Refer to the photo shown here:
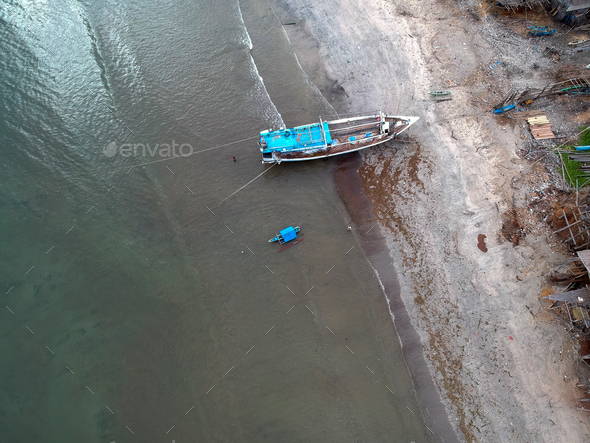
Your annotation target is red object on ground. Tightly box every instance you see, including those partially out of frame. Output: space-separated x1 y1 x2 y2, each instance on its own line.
509 336 513 340
277 238 303 252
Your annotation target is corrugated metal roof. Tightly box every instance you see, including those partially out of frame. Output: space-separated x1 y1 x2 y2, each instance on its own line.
578 249 590 272
545 287 590 308
497 0 545 5
565 0 590 11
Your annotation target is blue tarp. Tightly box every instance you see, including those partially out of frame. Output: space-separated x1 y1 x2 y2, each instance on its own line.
280 226 297 242
261 122 332 153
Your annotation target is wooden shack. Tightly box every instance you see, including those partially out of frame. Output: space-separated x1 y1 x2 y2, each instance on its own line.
549 0 590 24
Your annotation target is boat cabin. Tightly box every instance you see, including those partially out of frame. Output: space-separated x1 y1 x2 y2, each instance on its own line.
279 226 297 243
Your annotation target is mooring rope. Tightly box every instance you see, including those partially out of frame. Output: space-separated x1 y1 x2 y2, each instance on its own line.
131 134 261 168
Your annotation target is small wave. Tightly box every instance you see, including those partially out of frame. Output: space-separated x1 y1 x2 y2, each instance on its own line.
277 24 340 119
235 0 284 130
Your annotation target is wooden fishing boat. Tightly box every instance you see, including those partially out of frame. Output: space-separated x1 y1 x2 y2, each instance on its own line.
269 226 300 244
428 90 451 96
259 111 418 164
568 39 588 46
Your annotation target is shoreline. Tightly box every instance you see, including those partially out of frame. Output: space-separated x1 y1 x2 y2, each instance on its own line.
278 1 463 439
333 153 459 442
279 0 590 442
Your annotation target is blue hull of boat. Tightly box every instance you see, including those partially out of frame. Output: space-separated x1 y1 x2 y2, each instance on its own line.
493 105 515 114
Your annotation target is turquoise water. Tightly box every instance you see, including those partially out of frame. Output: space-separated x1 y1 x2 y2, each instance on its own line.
0 0 432 441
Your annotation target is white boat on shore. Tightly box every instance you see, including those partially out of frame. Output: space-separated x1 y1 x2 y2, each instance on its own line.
259 111 419 164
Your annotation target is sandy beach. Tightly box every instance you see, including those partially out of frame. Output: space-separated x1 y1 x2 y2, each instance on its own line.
277 0 590 441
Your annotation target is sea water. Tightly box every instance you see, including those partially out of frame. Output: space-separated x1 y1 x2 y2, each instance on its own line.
0 0 431 441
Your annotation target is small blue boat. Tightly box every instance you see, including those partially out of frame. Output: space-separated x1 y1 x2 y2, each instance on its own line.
493 104 515 114
269 226 300 244
528 26 556 37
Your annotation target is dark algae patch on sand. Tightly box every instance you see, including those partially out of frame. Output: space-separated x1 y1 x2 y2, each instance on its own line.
335 148 459 443
358 144 474 442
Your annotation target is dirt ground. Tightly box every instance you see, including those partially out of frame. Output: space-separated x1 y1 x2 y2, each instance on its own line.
279 0 590 441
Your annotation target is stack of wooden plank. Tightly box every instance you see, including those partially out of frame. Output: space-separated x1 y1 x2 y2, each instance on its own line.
527 115 555 140
515 109 544 119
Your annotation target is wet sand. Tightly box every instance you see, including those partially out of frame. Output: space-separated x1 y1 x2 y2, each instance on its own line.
334 151 459 442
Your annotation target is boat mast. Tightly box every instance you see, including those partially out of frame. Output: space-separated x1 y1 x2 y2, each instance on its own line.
319 116 330 159
319 116 328 150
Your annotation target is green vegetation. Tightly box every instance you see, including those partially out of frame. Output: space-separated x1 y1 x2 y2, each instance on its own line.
561 126 590 188
561 153 586 188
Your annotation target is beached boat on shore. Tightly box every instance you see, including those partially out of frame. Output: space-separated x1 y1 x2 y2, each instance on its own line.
259 111 419 164
528 26 556 37
428 90 451 96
